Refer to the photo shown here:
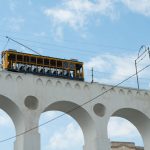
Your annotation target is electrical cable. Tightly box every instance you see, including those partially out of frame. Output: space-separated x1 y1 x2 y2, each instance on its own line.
0 32 137 52
13 37 132 54
0 63 149 143
3 38 10 50
5 36 41 55
0 34 137 57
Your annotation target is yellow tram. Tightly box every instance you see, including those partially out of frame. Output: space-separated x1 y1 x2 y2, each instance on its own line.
1 49 84 81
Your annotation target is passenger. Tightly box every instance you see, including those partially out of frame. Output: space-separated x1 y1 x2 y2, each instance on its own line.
43 68 45 74
65 72 69 77
40 69 43 73
46 70 50 74
19 66 25 72
59 71 63 76
33 68 37 73
53 71 57 75
70 73 73 78
26 67 31 72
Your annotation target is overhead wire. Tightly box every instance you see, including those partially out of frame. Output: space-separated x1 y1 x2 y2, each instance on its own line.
3 38 10 50
13 36 133 54
0 34 137 58
0 36 102 59
0 63 150 143
0 32 137 52
5 36 41 55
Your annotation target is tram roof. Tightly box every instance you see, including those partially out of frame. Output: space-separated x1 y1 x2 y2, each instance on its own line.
2 49 84 64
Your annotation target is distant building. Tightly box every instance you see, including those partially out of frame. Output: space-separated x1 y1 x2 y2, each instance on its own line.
111 142 144 150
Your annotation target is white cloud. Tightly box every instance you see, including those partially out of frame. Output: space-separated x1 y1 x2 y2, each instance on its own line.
85 53 150 86
43 0 117 38
40 111 61 122
47 123 84 150
122 0 150 16
0 115 10 126
1 17 25 32
85 53 135 83
0 109 14 127
39 111 62 137
108 117 140 139
55 26 64 41
43 0 150 38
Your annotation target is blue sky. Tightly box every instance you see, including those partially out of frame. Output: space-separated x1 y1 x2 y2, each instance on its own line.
0 0 150 149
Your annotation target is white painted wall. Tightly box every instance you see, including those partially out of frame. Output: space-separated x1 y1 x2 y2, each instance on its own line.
0 71 150 150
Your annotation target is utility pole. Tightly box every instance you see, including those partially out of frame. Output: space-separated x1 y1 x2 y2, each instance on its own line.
135 60 139 90
91 67 94 83
135 45 150 90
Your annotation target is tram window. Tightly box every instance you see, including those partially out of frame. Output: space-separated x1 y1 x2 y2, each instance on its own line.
57 61 62 68
17 55 23 61
44 59 49 65
76 64 82 70
31 57 36 63
70 63 75 70
37 58 43 65
63 62 68 69
8 54 16 61
50 60 56 67
24 56 29 62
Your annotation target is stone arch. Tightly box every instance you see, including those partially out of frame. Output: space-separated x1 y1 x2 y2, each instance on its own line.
46 79 52 86
16 75 23 82
74 83 81 89
119 89 125 94
0 95 25 133
84 84 89 90
0 95 25 149
56 80 62 87
41 101 96 147
110 108 150 150
110 88 115 93
127 90 132 95
65 82 71 88
144 92 149 97
36 78 43 86
5 74 12 80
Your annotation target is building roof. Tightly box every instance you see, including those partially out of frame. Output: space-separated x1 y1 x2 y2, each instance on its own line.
111 142 144 150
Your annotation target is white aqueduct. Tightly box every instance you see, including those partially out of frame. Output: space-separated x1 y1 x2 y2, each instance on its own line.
0 71 150 150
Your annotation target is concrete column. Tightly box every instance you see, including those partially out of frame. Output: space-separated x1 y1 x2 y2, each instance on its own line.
83 136 111 150
83 120 111 150
14 130 40 150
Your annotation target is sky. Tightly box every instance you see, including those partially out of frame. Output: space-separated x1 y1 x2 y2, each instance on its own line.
0 0 150 149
